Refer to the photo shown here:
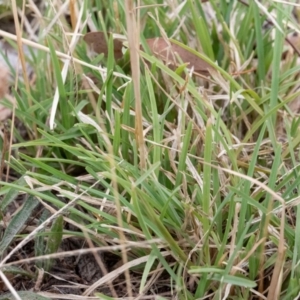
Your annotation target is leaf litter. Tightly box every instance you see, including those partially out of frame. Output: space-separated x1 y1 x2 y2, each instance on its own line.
83 31 213 75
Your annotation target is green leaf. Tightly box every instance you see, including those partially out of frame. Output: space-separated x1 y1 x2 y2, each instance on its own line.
0 292 51 300
212 274 257 288
0 177 26 211
43 215 64 271
2 266 35 278
0 196 39 255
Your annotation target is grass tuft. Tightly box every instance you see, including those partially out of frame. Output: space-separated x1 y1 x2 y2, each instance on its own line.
1 0 300 299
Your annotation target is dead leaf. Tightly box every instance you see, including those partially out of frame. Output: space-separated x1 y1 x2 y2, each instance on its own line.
282 32 300 58
0 61 14 121
83 31 123 60
0 61 9 99
145 37 212 75
83 32 212 76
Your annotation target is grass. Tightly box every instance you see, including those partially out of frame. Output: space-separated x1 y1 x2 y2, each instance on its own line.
0 0 300 299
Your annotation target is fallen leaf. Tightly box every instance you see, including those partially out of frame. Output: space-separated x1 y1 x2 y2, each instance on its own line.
83 31 123 60
0 60 9 99
145 37 212 75
286 32 300 56
83 32 212 75
0 60 14 121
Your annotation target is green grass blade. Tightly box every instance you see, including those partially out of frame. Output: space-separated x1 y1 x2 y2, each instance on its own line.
175 121 192 187
0 196 39 255
43 215 64 271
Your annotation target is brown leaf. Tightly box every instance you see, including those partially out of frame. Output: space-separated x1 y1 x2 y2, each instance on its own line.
145 38 212 75
0 61 14 121
0 61 9 99
286 33 300 54
83 32 212 75
83 31 123 60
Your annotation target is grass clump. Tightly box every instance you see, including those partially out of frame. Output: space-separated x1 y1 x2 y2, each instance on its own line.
1 0 300 299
